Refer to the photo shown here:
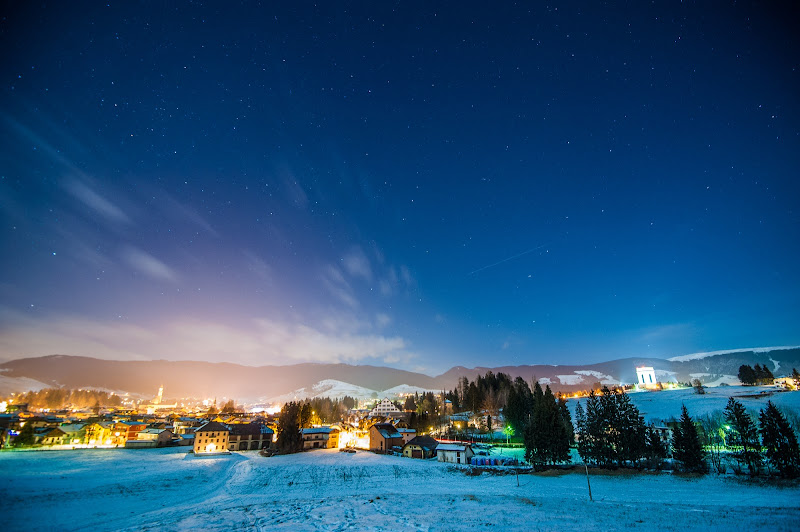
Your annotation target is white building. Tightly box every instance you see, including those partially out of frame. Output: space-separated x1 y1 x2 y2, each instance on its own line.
636 366 657 389
369 398 402 418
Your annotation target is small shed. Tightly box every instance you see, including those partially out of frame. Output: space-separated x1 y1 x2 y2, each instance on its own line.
436 443 474 465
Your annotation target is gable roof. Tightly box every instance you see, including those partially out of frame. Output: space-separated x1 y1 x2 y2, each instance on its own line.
229 423 272 436
196 421 230 433
371 423 402 439
301 427 338 435
404 435 439 450
436 443 471 452
139 428 171 435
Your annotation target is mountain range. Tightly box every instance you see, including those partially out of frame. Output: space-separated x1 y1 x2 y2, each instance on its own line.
1 347 798 404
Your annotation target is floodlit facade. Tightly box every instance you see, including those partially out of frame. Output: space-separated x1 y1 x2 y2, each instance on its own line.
636 366 657 389
369 398 402 418
193 421 230 454
301 427 340 450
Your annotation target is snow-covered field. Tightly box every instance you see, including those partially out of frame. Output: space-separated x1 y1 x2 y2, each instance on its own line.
567 386 800 425
2 447 799 531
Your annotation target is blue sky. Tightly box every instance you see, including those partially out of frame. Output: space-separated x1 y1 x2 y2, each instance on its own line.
1 2 798 374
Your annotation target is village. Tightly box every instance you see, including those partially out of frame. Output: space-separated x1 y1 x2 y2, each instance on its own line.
2 364 799 474
0 383 517 467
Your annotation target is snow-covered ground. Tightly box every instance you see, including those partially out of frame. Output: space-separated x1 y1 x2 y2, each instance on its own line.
1 447 798 531
566 386 800 425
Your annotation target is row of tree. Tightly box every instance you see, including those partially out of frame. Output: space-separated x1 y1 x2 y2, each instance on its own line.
575 389 800 478
574 388 668 469
737 364 775 386
10 388 124 410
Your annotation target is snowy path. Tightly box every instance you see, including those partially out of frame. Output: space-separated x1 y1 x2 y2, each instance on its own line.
2 448 799 531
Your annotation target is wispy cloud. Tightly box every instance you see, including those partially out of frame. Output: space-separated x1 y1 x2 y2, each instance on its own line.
320 265 358 308
0 310 409 367
120 246 177 282
64 179 131 224
342 247 373 281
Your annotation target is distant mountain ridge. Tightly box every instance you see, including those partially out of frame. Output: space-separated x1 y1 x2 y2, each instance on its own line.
1 347 798 403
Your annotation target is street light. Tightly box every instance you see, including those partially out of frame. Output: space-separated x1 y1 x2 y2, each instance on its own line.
503 425 514 446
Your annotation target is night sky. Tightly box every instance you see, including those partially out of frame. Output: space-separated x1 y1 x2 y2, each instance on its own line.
1 2 798 374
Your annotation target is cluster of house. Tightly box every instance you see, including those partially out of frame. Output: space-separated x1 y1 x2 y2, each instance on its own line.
189 418 479 465
1 394 512 468
0 404 278 451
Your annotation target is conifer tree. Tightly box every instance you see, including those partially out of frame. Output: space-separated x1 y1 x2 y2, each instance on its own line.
671 405 706 473
644 424 667 469
759 365 775 385
738 365 757 386
276 401 303 453
617 392 647 467
758 401 800 478
13 422 35 447
574 401 588 462
724 397 762 475
524 384 573 468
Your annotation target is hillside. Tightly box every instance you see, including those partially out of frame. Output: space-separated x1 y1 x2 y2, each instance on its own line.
0 347 798 402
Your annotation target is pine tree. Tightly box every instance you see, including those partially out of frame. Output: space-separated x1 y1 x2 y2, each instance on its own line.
759 365 775 385
753 364 764 384
276 401 303 453
221 399 236 413
671 405 706 473
524 384 572 468
575 401 588 462
724 397 762 475
617 392 647 467
758 401 800 478
299 403 313 428
13 422 35 447
738 365 757 386
644 425 668 469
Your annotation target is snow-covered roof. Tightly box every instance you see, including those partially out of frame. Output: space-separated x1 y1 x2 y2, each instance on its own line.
302 427 338 435
139 428 168 434
436 443 469 452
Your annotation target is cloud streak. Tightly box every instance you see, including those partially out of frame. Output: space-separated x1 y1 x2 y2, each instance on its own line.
0 310 409 367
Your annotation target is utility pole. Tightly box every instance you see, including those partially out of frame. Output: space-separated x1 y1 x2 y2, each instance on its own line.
584 463 593 502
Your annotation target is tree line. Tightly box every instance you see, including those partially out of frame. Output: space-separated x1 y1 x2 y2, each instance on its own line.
575 387 799 478
9 388 123 410
737 364 775 386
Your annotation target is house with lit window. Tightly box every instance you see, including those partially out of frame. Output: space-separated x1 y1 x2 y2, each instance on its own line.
369 423 403 454
193 421 230 454
402 435 438 459
110 421 148 444
301 427 340 450
35 427 67 446
85 421 114 446
134 428 174 447
397 427 416 444
228 422 274 451
368 398 403 419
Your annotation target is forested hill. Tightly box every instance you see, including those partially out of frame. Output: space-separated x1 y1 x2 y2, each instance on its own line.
0 347 798 401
